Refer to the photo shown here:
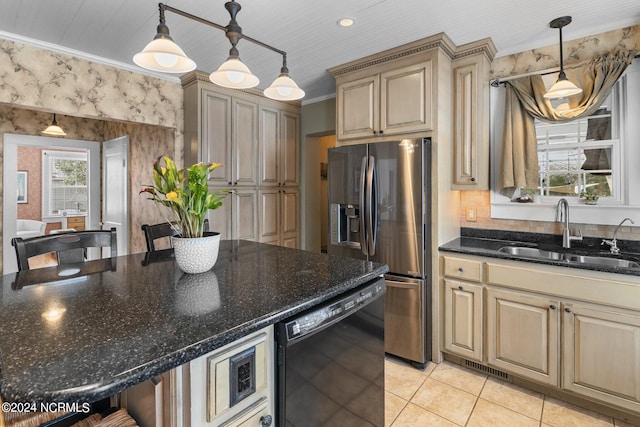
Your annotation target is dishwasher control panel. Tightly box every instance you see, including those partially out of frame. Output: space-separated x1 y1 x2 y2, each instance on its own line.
283 279 385 341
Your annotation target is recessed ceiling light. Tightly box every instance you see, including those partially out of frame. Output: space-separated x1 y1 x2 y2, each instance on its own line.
337 18 354 27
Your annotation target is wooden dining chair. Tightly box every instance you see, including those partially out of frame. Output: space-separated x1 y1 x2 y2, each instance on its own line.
141 219 209 252
11 228 117 272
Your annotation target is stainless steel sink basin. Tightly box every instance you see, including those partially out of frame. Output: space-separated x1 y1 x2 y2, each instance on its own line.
497 246 563 260
498 246 640 270
563 254 640 269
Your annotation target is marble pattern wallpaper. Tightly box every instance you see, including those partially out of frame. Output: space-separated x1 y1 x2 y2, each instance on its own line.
491 25 639 79
0 38 183 269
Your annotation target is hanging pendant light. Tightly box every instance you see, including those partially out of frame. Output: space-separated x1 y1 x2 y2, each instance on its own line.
264 56 305 100
42 113 67 137
209 1 259 89
133 2 304 99
133 4 196 73
544 16 583 99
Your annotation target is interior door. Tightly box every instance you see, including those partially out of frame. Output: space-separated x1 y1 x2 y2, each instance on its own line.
102 136 129 256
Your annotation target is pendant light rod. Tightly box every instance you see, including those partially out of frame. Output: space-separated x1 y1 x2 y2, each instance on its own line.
550 16 571 80
160 3 286 57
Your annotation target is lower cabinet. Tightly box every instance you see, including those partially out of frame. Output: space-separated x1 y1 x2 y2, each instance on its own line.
563 302 640 410
258 188 299 248
120 326 275 427
486 287 560 386
441 254 640 415
444 280 483 361
208 189 259 242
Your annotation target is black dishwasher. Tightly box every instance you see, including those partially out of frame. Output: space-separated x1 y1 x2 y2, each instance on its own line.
276 277 385 427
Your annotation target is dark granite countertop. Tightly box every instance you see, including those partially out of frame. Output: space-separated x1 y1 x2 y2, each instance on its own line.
439 228 640 277
0 240 388 404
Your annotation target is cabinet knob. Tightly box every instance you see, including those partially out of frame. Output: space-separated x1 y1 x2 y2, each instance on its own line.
373 130 377 135
261 415 273 427
549 304 557 310
458 285 464 291
234 181 238 185
470 177 476 182
565 307 573 313
457 267 464 273
228 181 232 185
379 130 384 134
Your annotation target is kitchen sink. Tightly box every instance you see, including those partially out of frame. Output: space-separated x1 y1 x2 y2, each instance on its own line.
498 246 640 270
497 246 564 260
563 254 640 269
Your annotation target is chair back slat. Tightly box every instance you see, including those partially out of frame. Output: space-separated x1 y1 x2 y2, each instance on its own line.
11 228 118 272
142 219 209 253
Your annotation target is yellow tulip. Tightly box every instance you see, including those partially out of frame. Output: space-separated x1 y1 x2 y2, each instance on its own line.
166 191 179 202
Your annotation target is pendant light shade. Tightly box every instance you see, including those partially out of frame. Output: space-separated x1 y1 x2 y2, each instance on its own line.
264 60 305 100
544 16 583 100
209 57 259 89
133 7 196 73
42 114 67 136
133 37 196 73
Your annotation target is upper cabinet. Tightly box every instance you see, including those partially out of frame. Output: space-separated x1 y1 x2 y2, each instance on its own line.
182 72 301 248
334 56 434 141
451 39 496 190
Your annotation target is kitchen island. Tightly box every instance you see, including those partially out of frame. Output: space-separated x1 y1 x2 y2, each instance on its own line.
0 240 387 406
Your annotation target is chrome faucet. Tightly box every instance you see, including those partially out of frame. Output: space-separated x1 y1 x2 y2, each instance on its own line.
602 217 635 254
556 198 582 248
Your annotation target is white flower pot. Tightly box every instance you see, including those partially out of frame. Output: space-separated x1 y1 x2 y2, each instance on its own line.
172 232 221 274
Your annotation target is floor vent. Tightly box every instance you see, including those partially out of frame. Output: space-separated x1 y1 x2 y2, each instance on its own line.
464 360 510 380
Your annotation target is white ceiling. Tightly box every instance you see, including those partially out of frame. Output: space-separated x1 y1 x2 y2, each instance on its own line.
0 0 638 103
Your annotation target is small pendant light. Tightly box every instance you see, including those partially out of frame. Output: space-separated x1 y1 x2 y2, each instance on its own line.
544 16 583 99
42 113 67 137
264 56 305 101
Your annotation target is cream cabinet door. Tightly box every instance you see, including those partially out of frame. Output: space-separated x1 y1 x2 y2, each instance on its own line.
444 280 483 362
259 105 279 187
258 188 280 245
280 110 300 187
486 287 560 386
563 303 640 412
337 75 379 140
380 61 432 135
258 188 299 248
209 189 258 241
452 62 479 187
231 98 259 187
281 188 299 248
202 90 232 186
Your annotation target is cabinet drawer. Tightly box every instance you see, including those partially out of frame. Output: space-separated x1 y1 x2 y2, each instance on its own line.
66 216 85 230
443 256 482 282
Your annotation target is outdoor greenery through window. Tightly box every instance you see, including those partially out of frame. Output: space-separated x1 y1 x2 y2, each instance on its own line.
42 150 88 216
533 84 620 202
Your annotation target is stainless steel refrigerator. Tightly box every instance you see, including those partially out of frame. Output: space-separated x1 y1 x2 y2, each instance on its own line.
327 138 431 368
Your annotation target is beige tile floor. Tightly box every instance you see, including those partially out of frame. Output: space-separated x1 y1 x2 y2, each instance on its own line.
385 357 640 427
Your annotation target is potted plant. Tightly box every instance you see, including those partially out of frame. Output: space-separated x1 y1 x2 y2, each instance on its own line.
141 156 227 273
580 189 600 205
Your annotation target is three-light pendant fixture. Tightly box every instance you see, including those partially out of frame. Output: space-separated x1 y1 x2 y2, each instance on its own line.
133 1 305 101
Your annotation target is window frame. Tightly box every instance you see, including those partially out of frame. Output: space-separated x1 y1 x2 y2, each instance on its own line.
42 150 88 217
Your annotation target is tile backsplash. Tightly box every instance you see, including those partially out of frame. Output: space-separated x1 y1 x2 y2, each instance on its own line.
460 191 640 241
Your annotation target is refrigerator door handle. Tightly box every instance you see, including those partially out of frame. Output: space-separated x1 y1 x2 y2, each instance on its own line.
367 155 376 256
360 156 368 256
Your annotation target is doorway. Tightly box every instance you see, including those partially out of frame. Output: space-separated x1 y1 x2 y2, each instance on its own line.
3 134 100 274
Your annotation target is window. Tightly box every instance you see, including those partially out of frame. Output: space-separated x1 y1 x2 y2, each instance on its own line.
42 150 88 217
534 88 621 204
490 57 640 226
